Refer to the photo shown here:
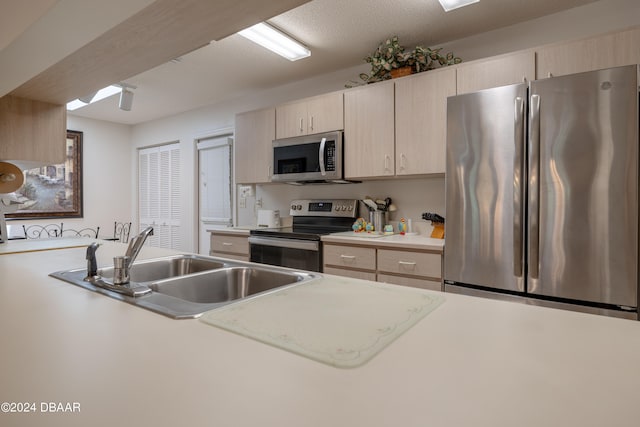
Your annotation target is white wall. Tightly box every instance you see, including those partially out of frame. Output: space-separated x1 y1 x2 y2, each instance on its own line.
238 178 446 235
9 116 132 240
129 0 638 251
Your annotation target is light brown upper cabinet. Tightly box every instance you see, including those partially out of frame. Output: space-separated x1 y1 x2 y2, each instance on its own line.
395 67 456 175
536 26 640 78
456 51 536 95
344 81 395 179
0 96 66 165
235 107 275 184
275 91 344 139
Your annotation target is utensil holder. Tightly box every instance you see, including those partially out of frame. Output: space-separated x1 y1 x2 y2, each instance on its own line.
369 211 388 234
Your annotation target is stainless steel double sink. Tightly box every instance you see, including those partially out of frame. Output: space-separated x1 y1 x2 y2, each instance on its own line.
50 254 319 319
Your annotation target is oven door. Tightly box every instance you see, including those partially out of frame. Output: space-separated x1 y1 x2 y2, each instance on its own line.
248 236 321 272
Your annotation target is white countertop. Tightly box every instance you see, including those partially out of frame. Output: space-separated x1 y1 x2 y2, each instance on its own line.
1 241 639 426
322 231 445 251
206 228 445 252
0 237 100 255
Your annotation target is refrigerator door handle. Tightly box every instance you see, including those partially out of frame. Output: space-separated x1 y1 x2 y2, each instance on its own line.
529 94 541 279
513 96 524 278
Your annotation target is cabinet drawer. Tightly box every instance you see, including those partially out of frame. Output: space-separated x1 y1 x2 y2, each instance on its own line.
377 249 441 279
377 273 442 292
323 244 376 271
324 267 377 281
210 234 249 255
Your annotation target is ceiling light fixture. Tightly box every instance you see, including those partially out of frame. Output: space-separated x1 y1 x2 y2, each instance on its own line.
66 83 137 111
437 0 480 12
118 83 136 111
66 85 122 110
238 22 310 61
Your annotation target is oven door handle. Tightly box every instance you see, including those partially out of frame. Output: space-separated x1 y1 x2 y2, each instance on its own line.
248 236 319 252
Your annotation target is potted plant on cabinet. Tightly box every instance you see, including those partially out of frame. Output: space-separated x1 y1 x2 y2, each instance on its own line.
359 35 409 84
346 36 462 87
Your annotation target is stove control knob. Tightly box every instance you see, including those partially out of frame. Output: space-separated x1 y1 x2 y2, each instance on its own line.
296 204 302 210
291 205 297 211
340 205 347 211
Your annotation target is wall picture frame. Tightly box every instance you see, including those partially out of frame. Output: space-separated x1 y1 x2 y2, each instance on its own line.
7 130 83 219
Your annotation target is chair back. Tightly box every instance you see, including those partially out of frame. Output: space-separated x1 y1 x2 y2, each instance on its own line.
61 227 100 238
23 223 63 239
114 222 132 243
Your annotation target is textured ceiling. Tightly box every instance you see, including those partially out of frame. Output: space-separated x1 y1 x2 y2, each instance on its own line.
69 0 600 124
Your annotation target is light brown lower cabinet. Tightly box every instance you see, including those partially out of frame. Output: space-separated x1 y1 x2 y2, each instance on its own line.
210 232 249 262
323 243 443 291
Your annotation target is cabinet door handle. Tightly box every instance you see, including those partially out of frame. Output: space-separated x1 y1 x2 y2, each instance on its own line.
299 118 304 133
400 153 407 170
222 242 233 246
310 115 314 131
384 155 390 172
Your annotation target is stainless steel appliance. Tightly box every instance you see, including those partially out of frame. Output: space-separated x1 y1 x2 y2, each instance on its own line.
249 199 357 272
272 131 354 184
445 65 639 319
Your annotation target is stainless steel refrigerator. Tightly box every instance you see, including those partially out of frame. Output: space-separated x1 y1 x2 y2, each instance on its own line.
444 65 639 319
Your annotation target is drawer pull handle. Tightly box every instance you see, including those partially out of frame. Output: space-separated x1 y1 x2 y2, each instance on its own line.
340 255 356 262
222 242 233 246
398 261 416 268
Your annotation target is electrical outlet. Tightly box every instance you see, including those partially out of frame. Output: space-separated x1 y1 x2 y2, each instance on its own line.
239 185 255 198
255 197 263 208
239 197 246 208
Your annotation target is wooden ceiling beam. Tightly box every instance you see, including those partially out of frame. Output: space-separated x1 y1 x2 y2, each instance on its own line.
9 0 310 104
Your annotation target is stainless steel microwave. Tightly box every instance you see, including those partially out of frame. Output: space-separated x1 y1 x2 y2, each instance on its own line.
271 131 345 184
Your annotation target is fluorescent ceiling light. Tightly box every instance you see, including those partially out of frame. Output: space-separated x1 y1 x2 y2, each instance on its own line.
438 0 480 12
66 85 122 110
238 22 310 61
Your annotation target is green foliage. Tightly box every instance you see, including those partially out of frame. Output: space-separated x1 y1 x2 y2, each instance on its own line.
345 35 462 88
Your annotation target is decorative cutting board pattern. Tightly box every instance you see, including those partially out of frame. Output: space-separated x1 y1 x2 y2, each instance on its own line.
199 277 445 368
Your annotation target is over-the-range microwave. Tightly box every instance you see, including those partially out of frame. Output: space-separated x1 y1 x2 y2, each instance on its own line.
271 131 355 184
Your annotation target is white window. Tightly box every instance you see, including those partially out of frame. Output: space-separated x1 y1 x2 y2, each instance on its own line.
138 142 181 249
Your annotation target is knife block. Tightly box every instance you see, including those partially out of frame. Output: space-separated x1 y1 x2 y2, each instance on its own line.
430 223 445 239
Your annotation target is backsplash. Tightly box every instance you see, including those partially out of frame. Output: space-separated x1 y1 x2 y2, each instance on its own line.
236 176 445 235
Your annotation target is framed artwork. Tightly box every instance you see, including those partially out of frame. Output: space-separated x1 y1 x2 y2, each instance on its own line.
7 130 83 219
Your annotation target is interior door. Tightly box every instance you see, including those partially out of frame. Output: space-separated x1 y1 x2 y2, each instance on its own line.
197 136 233 255
444 83 527 292
528 65 638 307
138 143 181 249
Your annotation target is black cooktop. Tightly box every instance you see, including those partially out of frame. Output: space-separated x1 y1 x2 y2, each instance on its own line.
250 216 354 241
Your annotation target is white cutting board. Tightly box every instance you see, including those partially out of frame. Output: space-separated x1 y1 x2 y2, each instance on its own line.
199 277 445 368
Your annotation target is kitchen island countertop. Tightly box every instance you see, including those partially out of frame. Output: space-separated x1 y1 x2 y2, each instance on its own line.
1 241 639 427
